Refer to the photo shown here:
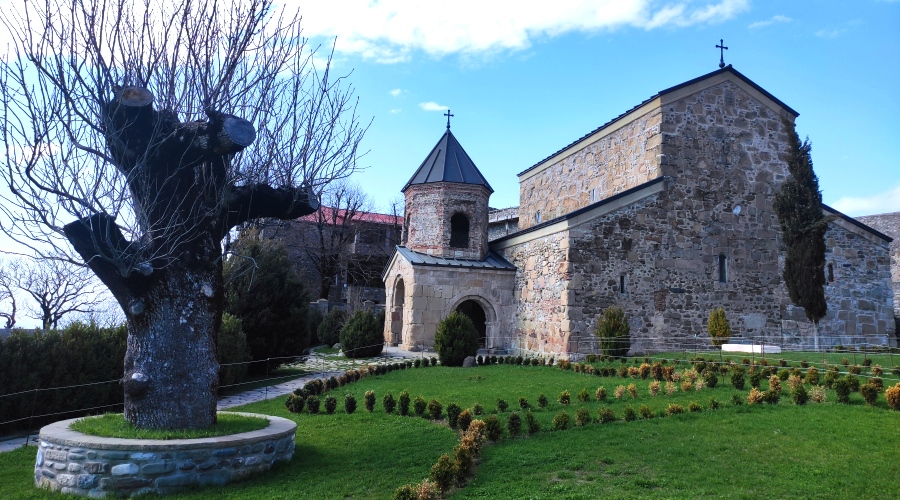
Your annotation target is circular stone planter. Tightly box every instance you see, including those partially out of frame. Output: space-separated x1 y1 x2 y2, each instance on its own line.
34 412 296 497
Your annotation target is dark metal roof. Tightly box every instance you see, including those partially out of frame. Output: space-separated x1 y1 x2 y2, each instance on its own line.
823 205 893 243
518 65 800 177
394 246 516 270
402 130 493 193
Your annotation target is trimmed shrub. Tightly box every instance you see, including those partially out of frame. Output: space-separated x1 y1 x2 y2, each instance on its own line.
324 395 337 414
306 395 321 414
496 398 509 413
484 415 503 441
537 394 548 408
623 404 637 421
648 380 660 396
688 401 702 413
595 386 608 401
708 398 721 410
427 399 443 420
447 403 462 429
707 307 732 346
598 407 616 424
810 385 827 403
885 383 900 411
430 454 455 492
218 313 250 388
317 308 348 346
791 384 809 405
747 388 764 405
364 390 376 412
558 390 571 405
859 383 879 406
834 378 851 404
805 367 820 386
730 366 746 390
701 369 718 389
627 384 638 399
553 410 572 430
665 403 684 416
414 396 428 417
576 407 591 426
507 412 522 437
344 394 357 414
639 405 654 419
285 394 305 414
383 392 396 414
340 310 383 358
823 369 838 389
731 394 744 406
472 402 484 416
434 311 479 367
457 408 473 432
594 305 630 358
399 390 411 416
577 388 590 402
525 411 540 434
518 397 530 409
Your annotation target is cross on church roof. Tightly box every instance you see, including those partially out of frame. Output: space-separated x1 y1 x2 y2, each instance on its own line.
444 109 454 130
716 39 729 69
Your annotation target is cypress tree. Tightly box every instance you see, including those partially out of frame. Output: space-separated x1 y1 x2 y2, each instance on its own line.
773 116 828 327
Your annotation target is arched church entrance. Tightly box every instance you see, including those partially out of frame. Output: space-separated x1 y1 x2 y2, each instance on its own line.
456 300 487 347
391 278 405 345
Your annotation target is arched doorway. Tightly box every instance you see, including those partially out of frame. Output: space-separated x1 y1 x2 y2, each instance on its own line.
391 278 405 345
456 300 486 347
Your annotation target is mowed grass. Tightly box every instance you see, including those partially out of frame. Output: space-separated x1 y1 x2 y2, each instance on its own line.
1 364 897 499
69 413 269 440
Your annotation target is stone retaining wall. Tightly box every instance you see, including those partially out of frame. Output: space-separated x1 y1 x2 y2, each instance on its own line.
34 412 296 497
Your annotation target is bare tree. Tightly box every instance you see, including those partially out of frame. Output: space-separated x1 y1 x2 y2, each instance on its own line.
0 258 19 329
19 259 105 330
0 0 367 428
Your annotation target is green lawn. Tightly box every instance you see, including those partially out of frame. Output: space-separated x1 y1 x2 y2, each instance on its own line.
1 363 897 499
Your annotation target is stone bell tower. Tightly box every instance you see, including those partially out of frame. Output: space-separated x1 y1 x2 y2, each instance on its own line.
401 126 493 260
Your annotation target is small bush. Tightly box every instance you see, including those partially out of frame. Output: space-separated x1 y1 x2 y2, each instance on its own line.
791 384 809 405
306 395 321 414
285 394 305 414
885 383 900 411
507 412 522 437
871 364 883 377
810 385 827 403
340 310 383 358
324 395 337 414
576 407 592 426
434 311 479 367
665 403 684 416
457 409 473 431
731 394 744 406
472 402 484 415
823 370 838 389
747 388 764 405
623 404 637 421
383 392 397 414
430 454 455 492
575 388 590 402
414 396 428 417
558 390 571 405
496 399 509 413
805 367 820 386
525 411 540 434
848 364 862 375
702 369 718 389
484 415 503 441
680 380 693 392
730 366 746 390
427 399 443 420
595 305 630 358
707 398 721 410
598 407 616 424
595 386 608 401
537 393 548 408
318 308 348 346
639 404 654 419
363 390 376 412
688 401 702 413
344 394 357 414
707 307 732 346
749 371 761 389
518 397 530 409
665 381 677 396
398 390 411 416
627 383 638 399
614 385 625 399
787 375 803 392
447 403 462 429
845 374 860 392
768 375 782 394
859 383 879 406
553 411 572 430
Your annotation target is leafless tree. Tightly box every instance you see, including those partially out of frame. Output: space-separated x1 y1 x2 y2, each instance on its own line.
19 259 105 330
0 258 19 329
0 0 367 428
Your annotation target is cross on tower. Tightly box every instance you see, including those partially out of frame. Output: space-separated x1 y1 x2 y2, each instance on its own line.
444 109 454 130
716 39 728 69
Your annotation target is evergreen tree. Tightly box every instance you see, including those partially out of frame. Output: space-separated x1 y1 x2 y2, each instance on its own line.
774 117 828 326
225 229 312 374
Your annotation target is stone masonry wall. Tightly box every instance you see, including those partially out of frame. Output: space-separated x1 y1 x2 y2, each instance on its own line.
517 106 663 230
404 183 491 260
383 257 515 351
856 212 900 321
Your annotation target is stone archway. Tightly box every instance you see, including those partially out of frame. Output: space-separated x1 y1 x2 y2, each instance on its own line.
390 277 405 345
445 293 499 349
456 300 487 347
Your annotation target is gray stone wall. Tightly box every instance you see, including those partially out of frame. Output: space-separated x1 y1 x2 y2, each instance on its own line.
518 107 663 230
856 212 900 321
404 183 491 260
488 207 519 241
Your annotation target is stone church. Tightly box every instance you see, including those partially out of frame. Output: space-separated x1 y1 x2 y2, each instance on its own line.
382 65 896 356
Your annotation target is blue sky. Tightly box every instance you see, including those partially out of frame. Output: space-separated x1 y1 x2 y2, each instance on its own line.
292 0 900 216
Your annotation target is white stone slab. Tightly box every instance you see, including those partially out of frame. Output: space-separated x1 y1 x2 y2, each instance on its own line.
721 343 782 354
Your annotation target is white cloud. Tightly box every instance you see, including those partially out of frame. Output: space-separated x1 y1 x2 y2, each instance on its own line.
389 88 403 97
290 0 750 63
831 185 900 216
419 102 449 112
748 15 791 29
389 108 402 114
816 28 847 39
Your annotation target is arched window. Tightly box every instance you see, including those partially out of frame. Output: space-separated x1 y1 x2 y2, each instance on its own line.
449 213 469 248
718 254 728 283
827 263 834 283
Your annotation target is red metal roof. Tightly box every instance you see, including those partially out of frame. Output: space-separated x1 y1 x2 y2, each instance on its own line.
296 206 404 225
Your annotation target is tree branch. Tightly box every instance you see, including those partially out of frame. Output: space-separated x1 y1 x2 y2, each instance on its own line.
217 184 319 239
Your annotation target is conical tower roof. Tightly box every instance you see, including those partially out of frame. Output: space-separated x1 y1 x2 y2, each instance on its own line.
401 129 493 193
